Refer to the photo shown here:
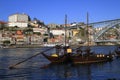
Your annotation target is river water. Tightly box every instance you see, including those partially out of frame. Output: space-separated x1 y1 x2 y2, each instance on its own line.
0 46 120 80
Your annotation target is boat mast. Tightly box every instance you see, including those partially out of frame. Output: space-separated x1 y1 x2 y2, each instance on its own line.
65 15 67 47
86 12 91 54
63 15 67 54
87 12 89 46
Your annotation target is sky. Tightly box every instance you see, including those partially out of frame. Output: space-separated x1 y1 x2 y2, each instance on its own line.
0 0 120 24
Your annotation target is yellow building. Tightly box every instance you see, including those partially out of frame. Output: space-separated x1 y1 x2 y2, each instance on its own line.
72 29 79 36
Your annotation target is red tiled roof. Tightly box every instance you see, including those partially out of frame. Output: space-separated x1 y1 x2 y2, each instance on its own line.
16 30 23 35
0 21 7 24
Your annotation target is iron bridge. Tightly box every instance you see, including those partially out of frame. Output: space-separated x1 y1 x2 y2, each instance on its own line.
89 19 120 44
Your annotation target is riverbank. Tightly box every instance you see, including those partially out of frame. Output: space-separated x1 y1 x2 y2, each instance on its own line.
1 44 43 48
1 43 120 49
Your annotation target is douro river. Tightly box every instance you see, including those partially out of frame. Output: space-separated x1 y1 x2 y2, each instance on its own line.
0 45 120 80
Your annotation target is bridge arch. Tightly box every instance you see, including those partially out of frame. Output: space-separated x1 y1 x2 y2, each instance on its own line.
94 21 120 41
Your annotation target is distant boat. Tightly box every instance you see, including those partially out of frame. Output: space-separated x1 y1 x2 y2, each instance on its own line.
43 43 57 47
115 46 120 57
43 43 69 47
0 45 9 48
0 45 3 48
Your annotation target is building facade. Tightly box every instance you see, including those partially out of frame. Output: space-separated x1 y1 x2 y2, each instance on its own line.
8 13 29 28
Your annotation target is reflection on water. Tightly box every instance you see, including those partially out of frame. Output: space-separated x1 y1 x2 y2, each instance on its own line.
0 46 120 80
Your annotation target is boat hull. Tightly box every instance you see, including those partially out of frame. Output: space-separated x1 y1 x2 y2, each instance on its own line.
41 53 113 64
71 55 112 64
41 53 66 63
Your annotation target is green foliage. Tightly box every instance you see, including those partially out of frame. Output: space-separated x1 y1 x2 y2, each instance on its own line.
33 32 41 35
3 40 10 45
25 28 33 32
43 33 48 36
78 28 85 36
24 28 33 35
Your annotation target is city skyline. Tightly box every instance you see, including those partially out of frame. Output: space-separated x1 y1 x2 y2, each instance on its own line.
0 0 120 24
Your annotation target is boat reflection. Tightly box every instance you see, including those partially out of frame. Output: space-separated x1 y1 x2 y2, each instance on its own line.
41 63 93 80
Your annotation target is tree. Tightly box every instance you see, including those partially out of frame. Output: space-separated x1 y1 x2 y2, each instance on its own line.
33 32 41 35
3 40 10 46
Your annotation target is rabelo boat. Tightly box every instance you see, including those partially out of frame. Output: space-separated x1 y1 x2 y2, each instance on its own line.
41 14 113 64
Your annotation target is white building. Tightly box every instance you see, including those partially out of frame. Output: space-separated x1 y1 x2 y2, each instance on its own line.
50 30 65 35
8 13 29 28
33 28 47 34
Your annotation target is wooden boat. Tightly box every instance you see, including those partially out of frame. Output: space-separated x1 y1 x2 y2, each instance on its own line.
115 46 120 57
41 45 69 63
41 14 113 64
41 46 113 64
71 47 113 64
41 52 66 63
